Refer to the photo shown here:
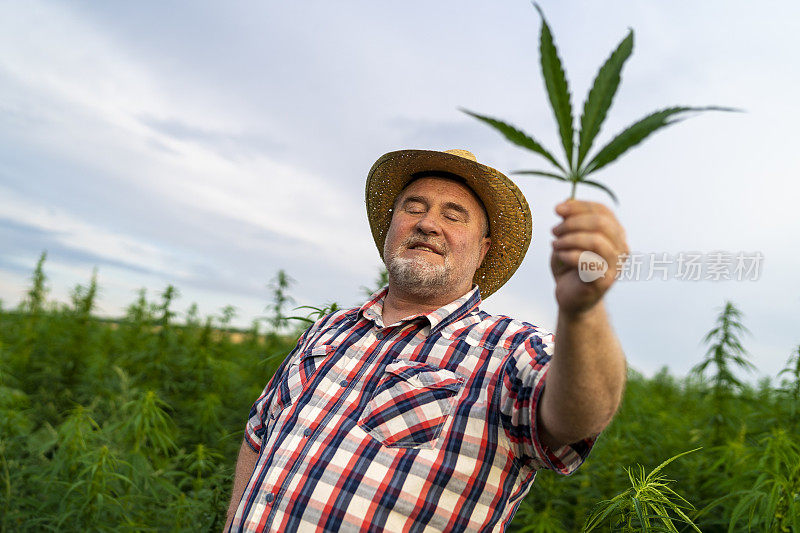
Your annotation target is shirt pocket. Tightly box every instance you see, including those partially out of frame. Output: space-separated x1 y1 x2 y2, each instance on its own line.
358 359 465 449
268 344 332 421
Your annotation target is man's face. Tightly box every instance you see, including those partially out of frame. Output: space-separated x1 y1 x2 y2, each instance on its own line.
383 177 491 299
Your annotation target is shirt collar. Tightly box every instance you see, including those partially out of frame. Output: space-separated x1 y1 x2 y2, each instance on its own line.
358 285 483 335
359 287 389 326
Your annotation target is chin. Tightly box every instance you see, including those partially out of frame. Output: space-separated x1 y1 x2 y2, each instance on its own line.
387 256 452 295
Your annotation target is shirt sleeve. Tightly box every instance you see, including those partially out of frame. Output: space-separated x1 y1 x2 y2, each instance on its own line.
498 327 596 475
244 327 311 453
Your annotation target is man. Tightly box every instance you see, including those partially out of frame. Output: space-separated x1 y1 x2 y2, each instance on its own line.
225 149 628 532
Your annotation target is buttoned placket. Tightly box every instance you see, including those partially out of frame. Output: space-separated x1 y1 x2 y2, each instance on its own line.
298 342 363 441
256 294 470 516
260 319 402 524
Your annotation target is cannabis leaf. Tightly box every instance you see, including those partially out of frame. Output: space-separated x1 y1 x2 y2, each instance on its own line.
463 3 738 203
583 449 703 532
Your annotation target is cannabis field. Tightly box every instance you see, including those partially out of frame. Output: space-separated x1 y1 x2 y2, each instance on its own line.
1 255 798 531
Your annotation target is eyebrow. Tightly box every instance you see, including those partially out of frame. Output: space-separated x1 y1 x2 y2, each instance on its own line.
401 195 428 207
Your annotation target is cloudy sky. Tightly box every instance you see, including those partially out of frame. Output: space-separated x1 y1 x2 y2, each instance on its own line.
1 0 798 380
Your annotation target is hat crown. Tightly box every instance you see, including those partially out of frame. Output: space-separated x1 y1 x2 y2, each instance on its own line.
444 149 477 162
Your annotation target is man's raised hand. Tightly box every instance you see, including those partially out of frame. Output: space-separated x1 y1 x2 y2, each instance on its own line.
550 200 629 316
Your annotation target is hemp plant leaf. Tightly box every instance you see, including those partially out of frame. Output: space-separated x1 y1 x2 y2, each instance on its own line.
460 109 566 173
462 3 738 204
534 3 574 168
577 29 633 169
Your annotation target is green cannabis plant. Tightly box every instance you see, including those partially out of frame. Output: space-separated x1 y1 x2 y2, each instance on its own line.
267 269 296 332
703 428 800 532
3 256 799 531
463 4 735 203
692 301 754 392
582 449 702 532
692 301 755 443
778 345 800 422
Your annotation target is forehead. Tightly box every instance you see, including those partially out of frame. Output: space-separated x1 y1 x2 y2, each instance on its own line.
396 176 484 211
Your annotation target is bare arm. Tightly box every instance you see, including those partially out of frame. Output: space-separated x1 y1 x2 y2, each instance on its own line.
224 439 259 531
537 199 629 450
538 302 626 449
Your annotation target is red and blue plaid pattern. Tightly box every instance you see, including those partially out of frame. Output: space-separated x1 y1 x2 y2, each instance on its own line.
230 287 595 532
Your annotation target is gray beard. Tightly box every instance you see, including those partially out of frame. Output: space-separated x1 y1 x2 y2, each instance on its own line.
385 255 452 298
383 233 453 298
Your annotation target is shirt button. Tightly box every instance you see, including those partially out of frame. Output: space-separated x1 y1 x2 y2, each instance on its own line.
340 379 349 387
265 493 274 503
376 331 385 339
303 428 311 437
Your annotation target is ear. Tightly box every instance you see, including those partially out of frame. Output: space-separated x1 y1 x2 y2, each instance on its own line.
479 237 491 265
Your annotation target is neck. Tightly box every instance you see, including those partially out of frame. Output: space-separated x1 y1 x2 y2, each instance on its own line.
381 281 471 326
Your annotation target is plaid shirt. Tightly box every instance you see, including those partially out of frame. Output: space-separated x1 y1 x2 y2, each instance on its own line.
230 286 594 532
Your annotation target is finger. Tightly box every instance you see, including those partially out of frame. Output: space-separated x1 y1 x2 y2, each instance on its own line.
554 249 581 268
555 250 616 286
552 213 615 237
555 199 613 218
554 249 615 277
552 232 627 272
552 231 616 257
552 214 628 254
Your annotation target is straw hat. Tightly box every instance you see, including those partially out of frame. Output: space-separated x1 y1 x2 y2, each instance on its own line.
365 149 532 299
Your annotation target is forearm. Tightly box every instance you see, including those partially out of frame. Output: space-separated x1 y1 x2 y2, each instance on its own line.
538 301 626 448
225 439 259 531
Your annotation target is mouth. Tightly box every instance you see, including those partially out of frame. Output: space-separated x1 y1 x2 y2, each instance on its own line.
406 243 443 255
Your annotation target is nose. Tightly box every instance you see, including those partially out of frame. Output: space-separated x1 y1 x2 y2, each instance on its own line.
415 211 441 235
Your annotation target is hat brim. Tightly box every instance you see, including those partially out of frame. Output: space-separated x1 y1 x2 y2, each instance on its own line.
365 149 532 299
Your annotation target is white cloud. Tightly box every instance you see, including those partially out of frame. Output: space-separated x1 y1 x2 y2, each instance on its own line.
1 0 799 380
0 0 375 274
0 186 179 274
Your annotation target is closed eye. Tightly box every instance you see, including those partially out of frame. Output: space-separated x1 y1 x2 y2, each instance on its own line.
402 197 427 215
441 201 470 223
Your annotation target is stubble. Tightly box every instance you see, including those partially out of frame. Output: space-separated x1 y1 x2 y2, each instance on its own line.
383 233 452 298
